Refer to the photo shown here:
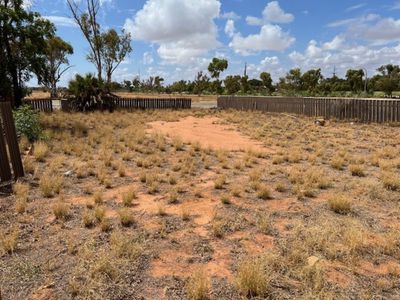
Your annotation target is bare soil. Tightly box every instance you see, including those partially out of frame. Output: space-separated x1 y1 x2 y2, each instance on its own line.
1 109 400 299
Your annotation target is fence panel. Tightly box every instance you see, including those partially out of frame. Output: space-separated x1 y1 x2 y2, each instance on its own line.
0 101 24 187
218 96 400 123
23 99 53 112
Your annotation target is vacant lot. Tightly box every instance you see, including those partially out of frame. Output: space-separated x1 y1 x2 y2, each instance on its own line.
1 109 400 299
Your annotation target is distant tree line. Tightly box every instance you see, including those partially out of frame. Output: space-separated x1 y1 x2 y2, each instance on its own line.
120 62 400 98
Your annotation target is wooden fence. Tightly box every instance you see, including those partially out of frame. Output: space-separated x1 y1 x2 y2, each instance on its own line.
23 98 53 112
114 97 191 110
0 101 24 189
218 96 400 123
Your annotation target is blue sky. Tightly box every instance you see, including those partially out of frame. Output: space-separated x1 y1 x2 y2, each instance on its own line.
24 0 400 86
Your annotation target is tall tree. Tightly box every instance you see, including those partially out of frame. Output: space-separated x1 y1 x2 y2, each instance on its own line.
208 58 228 94
301 68 323 94
0 0 55 107
240 75 249 94
375 64 400 97
193 71 209 96
260 72 274 94
67 0 103 81
224 75 241 94
278 68 302 94
101 29 132 84
346 69 364 93
37 36 73 98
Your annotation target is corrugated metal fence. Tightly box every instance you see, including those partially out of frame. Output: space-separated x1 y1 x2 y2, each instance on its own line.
0 101 24 188
218 96 400 123
23 98 53 112
23 97 192 112
114 97 191 110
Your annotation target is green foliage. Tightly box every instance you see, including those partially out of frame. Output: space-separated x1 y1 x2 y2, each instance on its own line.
0 0 55 107
346 69 365 93
68 74 114 111
224 75 241 94
193 71 210 95
208 58 228 79
13 105 42 142
101 29 132 84
260 72 274 94
37 36 74 97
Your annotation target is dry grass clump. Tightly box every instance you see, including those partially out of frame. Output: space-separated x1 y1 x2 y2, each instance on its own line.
23 156 35 174
327 194 352 214
33 141 49 162
256 214 273 235
82 210 97 228
381 172 400 191
181 207 190 221
168 190 179 204
94 206 106 222
349 164 365 177
122 187 137 207
305 168 331 189
0 229 19 255
157 204 167 216
93 192 103 205
186 268 210 300
274 182 286 193
118 208 135 227
100 218 113 232
214 175 226 189
91 254 118 280
53 199 70 220
13 182 29 214
172 136 184 151
110 231 143 259
220 193 231 204
39 173 63 197
257 185 272 200
211 220 225 238
330 156 345 170
236 256 269 298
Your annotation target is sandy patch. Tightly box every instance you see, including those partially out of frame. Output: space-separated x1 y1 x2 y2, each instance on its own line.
147 116 266 151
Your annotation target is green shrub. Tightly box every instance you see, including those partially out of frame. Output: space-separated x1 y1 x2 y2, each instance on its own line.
13 105 41 142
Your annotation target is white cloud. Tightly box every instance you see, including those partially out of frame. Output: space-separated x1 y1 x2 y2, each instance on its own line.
224 19 235 38
43 16 77 28
220 11 241 20
229 24 295 55
323 35 345 50
289 39 400 78
345 3 366 12
328 14 400 45
246 1 294 26
262 1 294 24
363 18 400 43
143 52 154 65
327 14 379 28
246 16 263 26
124 0 220 64
246 56 285 81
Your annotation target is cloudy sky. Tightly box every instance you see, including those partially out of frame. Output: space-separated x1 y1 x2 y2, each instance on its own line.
25 0 400 85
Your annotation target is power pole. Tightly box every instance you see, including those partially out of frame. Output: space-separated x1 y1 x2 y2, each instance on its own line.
244 62 247 77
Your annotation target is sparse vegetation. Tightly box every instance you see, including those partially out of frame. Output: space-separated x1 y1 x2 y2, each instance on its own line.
328 194 352 214
236 256 269 297
186 268 210 300
2 108 400 299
